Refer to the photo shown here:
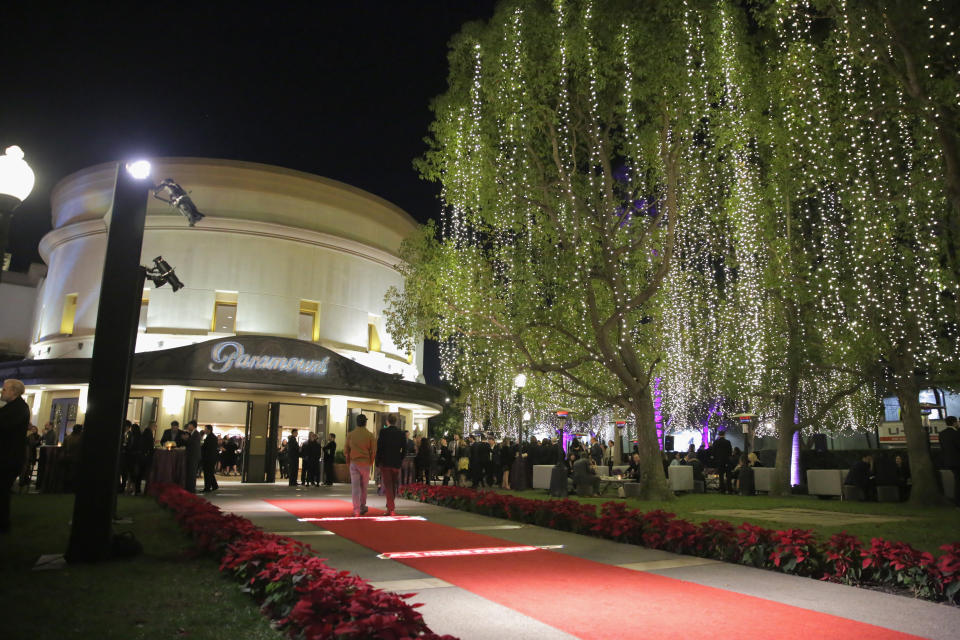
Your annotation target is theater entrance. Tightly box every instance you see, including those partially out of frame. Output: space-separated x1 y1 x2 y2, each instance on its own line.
191 398 254 479
265 402 328 482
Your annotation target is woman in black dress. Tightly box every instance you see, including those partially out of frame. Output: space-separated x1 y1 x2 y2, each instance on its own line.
500 438 515 489
221 437 239 476
415 437 432 484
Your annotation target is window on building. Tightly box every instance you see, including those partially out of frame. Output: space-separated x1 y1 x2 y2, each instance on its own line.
368 322 381 352
211 291 238 334
138 296 149 332
213 302 237 333
60 293 78 335
298 300 319 341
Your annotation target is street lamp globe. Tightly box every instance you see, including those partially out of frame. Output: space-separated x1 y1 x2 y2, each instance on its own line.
522 411 531 422
125 159 152 180
0 145 35 206
513 373 527 389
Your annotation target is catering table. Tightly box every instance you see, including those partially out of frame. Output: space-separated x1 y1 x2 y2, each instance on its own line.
37 446 67 493
598 476 629 496
147 448 188 488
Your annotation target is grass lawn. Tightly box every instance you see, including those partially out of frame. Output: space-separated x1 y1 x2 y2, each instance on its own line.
0 492 281 640
505 489 960 554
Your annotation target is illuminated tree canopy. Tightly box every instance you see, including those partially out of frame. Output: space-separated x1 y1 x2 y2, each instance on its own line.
387 0 960 504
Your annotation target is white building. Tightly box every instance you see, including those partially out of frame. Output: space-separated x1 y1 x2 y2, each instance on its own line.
0 158 443 481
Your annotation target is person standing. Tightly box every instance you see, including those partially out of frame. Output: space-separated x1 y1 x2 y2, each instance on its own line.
184 421 202 493
500 438 515 489
0 379 30 533
160 420 184 447
136 421 156 495
302 432 322 486
21 424 41 488
589 436 604 466
277 439 288 479
401 430 417 485
376 413 406 515
939 416 960 506
711 430 734 494
439 437 453 485
287 429 300 486
201 424 220 492
345 414 376 516
415 436 432 484
322 433 337 485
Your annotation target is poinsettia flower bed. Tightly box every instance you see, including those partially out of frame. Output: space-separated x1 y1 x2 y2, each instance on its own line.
149 483 456 639
399 484 960 605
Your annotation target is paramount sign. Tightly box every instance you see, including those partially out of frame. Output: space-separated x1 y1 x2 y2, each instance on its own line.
208 340 330 377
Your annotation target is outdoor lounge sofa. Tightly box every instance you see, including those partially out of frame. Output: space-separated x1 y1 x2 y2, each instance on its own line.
806 468 846 498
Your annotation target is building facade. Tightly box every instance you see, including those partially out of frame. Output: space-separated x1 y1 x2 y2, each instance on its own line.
1 158 443 480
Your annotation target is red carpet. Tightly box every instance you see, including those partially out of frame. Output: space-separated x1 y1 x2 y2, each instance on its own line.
268 499 922 640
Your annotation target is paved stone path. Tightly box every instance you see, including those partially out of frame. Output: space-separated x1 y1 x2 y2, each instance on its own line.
206 481 960 640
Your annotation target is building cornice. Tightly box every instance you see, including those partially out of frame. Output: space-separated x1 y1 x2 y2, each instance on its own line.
38 216 404 270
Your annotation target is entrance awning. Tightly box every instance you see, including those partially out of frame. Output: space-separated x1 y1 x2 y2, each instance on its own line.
0 335 445 411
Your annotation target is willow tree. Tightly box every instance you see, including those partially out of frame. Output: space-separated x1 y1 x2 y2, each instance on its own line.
660 2 879 498
386 0 712 499
803 1 960 504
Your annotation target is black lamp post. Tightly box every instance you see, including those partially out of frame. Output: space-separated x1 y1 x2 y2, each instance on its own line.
0 146 36 283
510 373 528 490
66 161 197 562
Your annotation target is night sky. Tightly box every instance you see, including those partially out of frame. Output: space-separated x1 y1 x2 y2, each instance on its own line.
4 2 499 385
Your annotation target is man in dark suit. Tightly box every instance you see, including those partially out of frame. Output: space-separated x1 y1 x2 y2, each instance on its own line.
0 379 31 533
939 416 960 506
184 421 202 493
589 436 604 466
287 429 300 486
711 430 733 494
376 413 406 515
572 453 600 496
201 424 219 492
322 433 337 485
160 420 184 447
844 454 875 501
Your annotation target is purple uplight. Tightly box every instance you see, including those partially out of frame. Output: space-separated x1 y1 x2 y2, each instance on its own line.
654 377 664 451
702 400 720 448
791 407 801 486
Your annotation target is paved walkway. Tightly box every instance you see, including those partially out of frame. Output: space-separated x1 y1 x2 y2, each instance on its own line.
206 481 960 640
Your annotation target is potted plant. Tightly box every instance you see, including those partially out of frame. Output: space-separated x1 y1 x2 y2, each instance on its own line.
333 450 350 483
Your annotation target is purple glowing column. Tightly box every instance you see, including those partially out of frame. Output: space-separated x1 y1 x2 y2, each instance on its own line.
791 431 801 486
791 407 801 486
654 377 664 451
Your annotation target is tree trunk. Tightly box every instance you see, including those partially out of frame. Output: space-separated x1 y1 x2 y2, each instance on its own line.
892 355 945 505
771 301 802 496
632 386 673 500
770 402 797 497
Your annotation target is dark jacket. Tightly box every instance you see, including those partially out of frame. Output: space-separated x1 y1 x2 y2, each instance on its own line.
322 439 336 461
201 432 219 464
186 429 202 466
287 435 300 463
940 427 960 467
160 427 185 447
711 436 732 466
845 460 874 489
0 396 30 470
376 426 406 468
301 439 322 462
